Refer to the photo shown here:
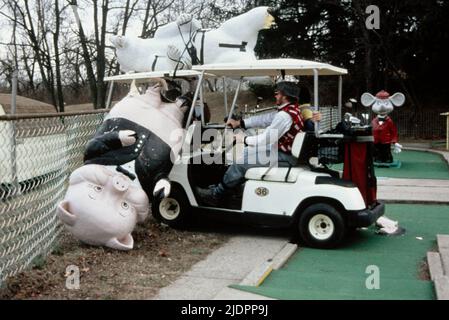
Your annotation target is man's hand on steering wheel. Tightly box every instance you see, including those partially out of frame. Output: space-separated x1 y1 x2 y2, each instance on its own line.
226 118 241 129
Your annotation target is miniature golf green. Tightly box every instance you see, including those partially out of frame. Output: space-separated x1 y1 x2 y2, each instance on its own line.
329 150 449 180
233 204 449 300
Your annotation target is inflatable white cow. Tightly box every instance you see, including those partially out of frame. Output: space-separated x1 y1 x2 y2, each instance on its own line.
110 14 202 73
193 6 275 65
57 81 191 250
110 7 275 73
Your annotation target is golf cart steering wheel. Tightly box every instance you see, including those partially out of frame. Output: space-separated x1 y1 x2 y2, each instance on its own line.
223 125 238 154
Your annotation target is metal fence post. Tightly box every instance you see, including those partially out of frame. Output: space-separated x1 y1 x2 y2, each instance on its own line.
10 70 19 192
338 75 342 122
441 112 449 150
11 70 18 115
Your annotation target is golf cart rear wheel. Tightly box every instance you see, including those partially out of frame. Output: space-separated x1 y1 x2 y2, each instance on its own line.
152 185 190 228
298 203 346 249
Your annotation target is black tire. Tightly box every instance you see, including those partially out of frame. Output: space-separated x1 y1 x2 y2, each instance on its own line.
298 203 346 249
151 184 190 229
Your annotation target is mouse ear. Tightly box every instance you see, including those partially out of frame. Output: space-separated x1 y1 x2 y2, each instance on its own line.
361 93 376 107
390 93 405 107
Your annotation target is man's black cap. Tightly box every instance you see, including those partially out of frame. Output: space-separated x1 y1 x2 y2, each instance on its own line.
275 81 300 99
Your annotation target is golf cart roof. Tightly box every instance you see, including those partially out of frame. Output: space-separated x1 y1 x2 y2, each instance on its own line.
193 58 348 77
104 70 205 83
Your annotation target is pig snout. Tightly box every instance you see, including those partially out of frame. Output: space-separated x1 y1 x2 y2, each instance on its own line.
112 175 130 192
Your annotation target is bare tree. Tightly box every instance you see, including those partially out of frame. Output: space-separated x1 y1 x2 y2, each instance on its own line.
140 0 176 38
0 0 70 111
120 0 139 36
69 0 100 108
53 0 65 111
0 0 242 109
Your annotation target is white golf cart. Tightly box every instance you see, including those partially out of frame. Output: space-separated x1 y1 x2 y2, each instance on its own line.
106 59 385 249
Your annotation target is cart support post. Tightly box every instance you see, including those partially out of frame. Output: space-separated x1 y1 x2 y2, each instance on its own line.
313 69 320 137
106 81 114 109
186 71 205 127
228 77 243 121
338 75 343 121
223 77 228 115
199 82 205 126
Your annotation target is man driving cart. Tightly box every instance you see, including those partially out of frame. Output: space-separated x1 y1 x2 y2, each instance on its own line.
196 81 319 206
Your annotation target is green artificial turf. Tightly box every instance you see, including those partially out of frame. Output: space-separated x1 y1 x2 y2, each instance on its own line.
232 204 449 300
329 150 449 180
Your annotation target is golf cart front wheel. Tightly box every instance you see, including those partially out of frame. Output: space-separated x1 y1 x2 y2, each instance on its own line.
298 203 346 249
152 185 190 228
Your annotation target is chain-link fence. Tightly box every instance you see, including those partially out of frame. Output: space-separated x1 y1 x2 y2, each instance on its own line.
346 108 448 140
394 109 447 139
242 105 341 133
0 111 106 286
318 106 340 132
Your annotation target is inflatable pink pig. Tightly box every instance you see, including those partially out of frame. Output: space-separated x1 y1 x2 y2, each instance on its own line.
58 164 149 250
58 82 191 250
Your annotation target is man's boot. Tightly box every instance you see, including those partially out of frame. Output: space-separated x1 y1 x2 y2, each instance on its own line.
195 183 226 207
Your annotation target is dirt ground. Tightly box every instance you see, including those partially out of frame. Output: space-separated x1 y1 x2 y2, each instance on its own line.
0 216 229 300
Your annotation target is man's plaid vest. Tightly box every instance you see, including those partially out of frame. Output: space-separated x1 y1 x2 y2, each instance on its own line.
278 103 305 154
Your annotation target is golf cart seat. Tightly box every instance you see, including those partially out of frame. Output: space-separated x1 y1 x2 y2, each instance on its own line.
245 132 311 183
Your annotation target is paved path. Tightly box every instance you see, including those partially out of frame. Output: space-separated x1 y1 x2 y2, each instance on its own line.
153 235 287 300
377 177 449 204
376 146 449 204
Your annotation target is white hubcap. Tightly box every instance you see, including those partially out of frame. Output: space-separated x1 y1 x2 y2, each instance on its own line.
308 214 334 240
159 198 180 221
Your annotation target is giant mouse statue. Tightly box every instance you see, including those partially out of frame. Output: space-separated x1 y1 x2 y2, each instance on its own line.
57 81 191 250
361 90 405 164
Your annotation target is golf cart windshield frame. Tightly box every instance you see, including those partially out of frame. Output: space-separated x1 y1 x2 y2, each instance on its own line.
191 59 347 137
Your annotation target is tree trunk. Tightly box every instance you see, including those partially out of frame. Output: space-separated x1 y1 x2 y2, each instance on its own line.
21 0 58 111
70 0 98 108
54 0 65 112
353 0 374 92
94 0 110 109
141 0 153 38
21 45 36 93
36 0 58 108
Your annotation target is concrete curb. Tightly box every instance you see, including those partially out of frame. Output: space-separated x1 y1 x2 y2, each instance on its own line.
212 242 298 300
380 199 449 205
428 234 449 300
239 242 298 287
240 261 273 287
272 243 298 270
403 146 449 166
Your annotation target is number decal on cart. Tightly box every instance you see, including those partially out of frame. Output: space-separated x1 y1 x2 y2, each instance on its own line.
255 187 269 197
